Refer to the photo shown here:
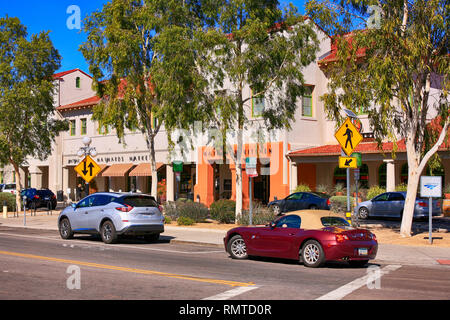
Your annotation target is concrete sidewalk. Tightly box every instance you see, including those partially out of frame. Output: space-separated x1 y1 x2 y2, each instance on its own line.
0 210 449 267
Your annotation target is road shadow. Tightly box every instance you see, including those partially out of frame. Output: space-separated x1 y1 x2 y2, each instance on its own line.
73 234 175 245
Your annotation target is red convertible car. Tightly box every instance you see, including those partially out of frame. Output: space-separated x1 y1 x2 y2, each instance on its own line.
224 210 378 268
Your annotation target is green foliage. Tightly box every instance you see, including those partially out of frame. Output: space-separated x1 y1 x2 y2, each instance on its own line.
333 183 345 194
367 185 386 200
445 183 450 194
237 203 276 226
0 16 67 210
294 184 311 192
164 216 172 224
210 199 236 224
329 196 355 213
0 193 17 211
395 183 408 192
316 184 331 195
177 216 196 226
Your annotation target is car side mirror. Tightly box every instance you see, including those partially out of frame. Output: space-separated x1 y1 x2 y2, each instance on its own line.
268 221 276 229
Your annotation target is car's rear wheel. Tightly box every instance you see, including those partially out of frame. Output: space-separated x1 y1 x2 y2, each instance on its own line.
301 240 325 268
59 218 74 240
358 207 369 220
227 235 248 259
100 220 118 244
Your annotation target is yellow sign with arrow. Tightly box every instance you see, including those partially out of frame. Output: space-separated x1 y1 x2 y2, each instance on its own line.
74 155 102 184
339 156 357 169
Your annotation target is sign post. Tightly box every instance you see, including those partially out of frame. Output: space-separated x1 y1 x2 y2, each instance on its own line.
335 117 363 226
246 157 258 226
420 176 442 245
173 161 183 201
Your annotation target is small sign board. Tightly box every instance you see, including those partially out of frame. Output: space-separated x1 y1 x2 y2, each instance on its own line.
173 161 184 173
420 176 442 198
74 155 101 184
335 118 363 156
339 156 357 169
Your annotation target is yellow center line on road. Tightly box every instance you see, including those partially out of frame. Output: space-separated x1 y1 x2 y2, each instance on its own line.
0 250 255 288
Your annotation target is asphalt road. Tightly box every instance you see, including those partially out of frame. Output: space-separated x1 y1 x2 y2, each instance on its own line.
0 226 449 302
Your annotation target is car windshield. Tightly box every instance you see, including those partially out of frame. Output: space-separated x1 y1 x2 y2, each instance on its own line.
321 217 350 227
121 196 157 207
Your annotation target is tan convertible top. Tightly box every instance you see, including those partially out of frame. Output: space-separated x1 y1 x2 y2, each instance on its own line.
283 210 347 230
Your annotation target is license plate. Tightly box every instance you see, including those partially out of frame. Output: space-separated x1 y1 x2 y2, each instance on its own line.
358 248 368 256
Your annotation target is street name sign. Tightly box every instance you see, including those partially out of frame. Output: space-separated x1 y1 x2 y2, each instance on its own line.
335 118 363 156
339 156 357 169
75 155 102 184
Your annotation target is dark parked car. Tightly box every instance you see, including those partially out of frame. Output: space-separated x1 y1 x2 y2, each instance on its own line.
268 192 331 215
356 192 442 220
21 188 57 210
224 210 378 268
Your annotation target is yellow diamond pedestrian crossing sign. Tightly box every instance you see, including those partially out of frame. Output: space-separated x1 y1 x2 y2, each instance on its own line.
74 155 102 184
334 118 363 156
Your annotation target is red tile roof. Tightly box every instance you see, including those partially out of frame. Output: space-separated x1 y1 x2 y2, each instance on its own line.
287 140 407 157
56 95 101 112
318 32 366 66
53 68 92 80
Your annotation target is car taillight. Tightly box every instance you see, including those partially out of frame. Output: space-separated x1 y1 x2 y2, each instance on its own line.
52 195 56 199
326 199 331 207
370 233 377 241
418 201 427 207
158 205 163 213
335 234 349 243
116 204 133 212
34 195 39 199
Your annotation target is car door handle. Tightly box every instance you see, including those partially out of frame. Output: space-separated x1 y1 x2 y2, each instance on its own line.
289 233 296 236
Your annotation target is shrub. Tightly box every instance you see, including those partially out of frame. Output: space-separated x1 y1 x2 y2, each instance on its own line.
237 202 276 226
395 183 408 192
330 196 355 214
0 192 17 211
333 183 345 195
177 201 209 222
177 216 195 226
164 216 172 224
294 184 311 192
444 183 450 194
316 184 331 195
210 199 236 224
367 185 386 200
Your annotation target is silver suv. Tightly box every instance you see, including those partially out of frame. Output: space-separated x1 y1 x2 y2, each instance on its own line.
58 192 164 244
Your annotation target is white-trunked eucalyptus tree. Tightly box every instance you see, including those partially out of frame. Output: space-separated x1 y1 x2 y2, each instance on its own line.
0 16 68 213
198 1 319 218
306 0 449 237
80 0 210 198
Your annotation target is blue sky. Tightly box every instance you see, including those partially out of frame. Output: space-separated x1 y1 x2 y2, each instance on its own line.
0 0 306 74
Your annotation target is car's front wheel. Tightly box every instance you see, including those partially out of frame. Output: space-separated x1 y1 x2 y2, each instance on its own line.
59 218 74 240
358 207 370 220
301 240 325 268
271 204 282 216
100 221 118 244
227 235 248 260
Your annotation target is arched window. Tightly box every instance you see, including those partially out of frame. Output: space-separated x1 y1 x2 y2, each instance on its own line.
333 166 346 186
359 163 369 189
75 77 81 88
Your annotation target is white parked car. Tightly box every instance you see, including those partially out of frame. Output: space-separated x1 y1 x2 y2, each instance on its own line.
1 183 16 194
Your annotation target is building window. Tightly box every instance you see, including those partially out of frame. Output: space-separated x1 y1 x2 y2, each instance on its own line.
76 77 81 89
302 86 313 117
359 163 369 189
378 163 386 188
81 118 87 135
252 94 265 118
333 166 346 186
70 120 76 136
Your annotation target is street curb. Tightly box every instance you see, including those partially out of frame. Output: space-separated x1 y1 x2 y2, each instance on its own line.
167 239 223 248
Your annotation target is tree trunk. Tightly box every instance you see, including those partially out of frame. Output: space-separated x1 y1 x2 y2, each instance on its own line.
11 161 23 214
149 134 158 199
400 160 420 237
